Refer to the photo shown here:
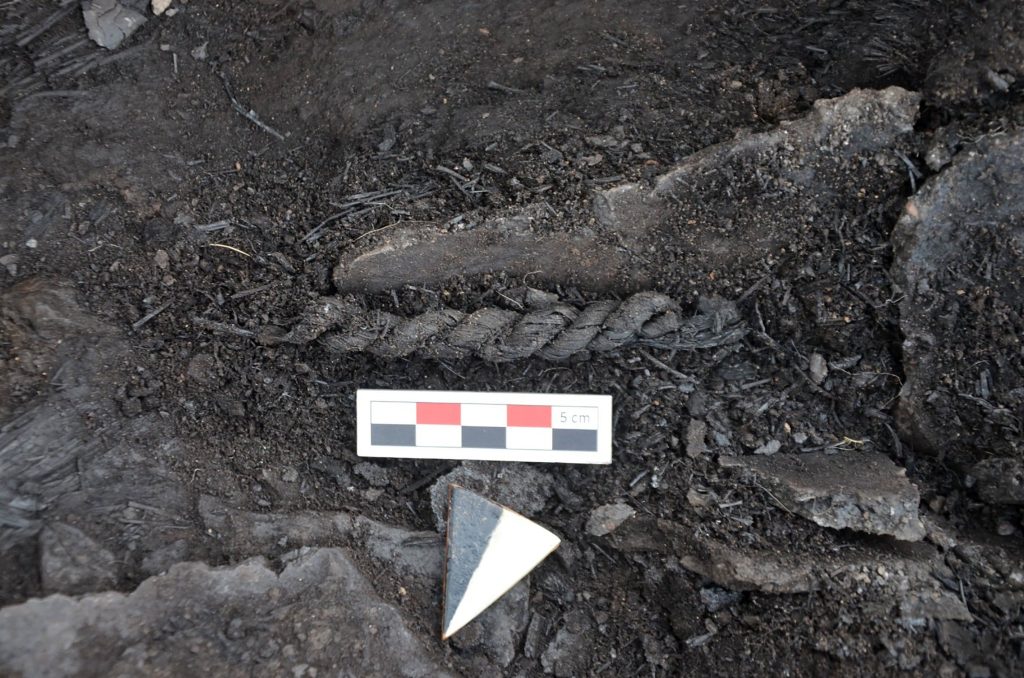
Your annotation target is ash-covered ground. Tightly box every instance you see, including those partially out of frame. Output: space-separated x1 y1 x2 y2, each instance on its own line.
1 1 1023 676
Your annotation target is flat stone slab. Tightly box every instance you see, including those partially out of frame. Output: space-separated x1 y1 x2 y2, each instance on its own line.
593 86 920 281
2 279 193 586
39 523 117 595
607 515 936 594
891 129 1024 464
0 548 454 678
198 495 441 579
334 208 622 293
720 450 926 541
332 88 920 294
970 458 1024 506
198 496 526 666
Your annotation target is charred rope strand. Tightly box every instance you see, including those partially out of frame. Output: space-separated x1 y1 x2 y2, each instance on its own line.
261 292 746 361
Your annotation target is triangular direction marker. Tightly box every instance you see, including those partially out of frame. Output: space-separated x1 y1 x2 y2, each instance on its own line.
442 485 561 639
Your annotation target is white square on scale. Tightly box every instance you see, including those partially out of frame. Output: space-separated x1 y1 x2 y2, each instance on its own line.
371 400 417 424
506 427 553 451
416 424 462 448
461 403 507 427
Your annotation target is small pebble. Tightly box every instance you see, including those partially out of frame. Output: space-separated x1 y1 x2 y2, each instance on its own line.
925 143 952 172
586 502 635 536
0 253 18 276
985 68 1010 92
753 439 781 456
685 419 708 458
808 353 828 384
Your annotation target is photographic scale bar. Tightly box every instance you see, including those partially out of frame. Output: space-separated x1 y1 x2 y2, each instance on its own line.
356 390 612 464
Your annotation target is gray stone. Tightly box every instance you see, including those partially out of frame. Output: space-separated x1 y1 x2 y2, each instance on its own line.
1 279 108 347
541 609 594 677
353 461 391 487
985 68 1012 92
523 612 549 659
925 142 952 172
82 0 147 50
891 129 1024 462
199 495 355 553
752 439 782 456
900 589 973 622
429 462 555 532
608 516 937 594
356 516 442 579
1 253 18 276
685 419 707 458
1 279 192 598
198 495 442 579
139 538 189 576
39 522 117 595
808 353 828 384
0 548 454 678
970 458 1024 506
720 450 926 541
585 502 636 537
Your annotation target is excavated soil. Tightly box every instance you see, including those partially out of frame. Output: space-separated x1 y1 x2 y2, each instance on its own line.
2 1 1024 676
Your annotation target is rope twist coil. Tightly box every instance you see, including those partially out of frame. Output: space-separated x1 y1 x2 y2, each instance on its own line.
259 291 747 362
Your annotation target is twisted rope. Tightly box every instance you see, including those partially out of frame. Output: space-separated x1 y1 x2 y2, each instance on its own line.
259 292 747 362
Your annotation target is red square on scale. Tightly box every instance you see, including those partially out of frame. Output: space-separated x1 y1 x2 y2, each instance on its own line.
417 402 461 425
507 405 551 427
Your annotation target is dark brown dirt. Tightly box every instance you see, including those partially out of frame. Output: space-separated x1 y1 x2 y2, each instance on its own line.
2 1 1024 676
